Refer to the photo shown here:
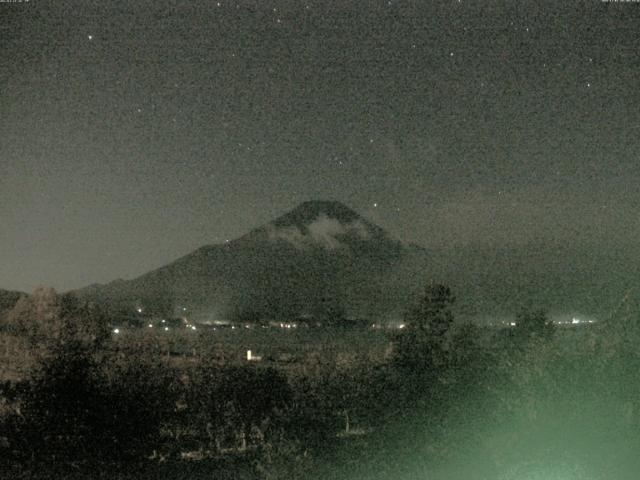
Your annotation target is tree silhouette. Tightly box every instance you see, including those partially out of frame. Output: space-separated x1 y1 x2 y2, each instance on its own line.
394 283 456 374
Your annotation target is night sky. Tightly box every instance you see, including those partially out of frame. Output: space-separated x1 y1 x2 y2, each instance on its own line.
2 0 640 293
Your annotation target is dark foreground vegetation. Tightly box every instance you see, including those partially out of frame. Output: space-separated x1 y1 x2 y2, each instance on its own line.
2 286 640 479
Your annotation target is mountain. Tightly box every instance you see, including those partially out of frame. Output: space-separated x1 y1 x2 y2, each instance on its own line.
425 241 640 321
77 201 428 323
76 200 631 324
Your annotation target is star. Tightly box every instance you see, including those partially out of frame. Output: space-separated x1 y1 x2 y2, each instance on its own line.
87 34 93 40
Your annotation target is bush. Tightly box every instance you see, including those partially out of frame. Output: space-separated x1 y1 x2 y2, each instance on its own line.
4 340 177 473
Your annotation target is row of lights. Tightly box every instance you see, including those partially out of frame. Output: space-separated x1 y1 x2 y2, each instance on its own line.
113 324 196 334
279 323 298 329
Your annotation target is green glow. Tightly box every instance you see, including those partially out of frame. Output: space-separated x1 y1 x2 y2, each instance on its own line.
497 462 594 480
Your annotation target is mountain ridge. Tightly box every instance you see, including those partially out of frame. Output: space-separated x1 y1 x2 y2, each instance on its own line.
74 200 630 323
76 200 425 322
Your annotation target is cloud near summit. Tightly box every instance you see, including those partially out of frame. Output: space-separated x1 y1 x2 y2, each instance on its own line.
267 214 371 249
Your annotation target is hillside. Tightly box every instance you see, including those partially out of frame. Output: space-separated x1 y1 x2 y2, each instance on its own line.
75 200 634 324
77 201 428 322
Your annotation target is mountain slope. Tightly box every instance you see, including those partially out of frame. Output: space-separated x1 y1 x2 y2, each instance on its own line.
425 242 639 321
77 200 428 322
75 200 634 323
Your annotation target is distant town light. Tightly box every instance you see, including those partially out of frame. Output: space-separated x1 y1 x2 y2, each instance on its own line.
164 327 169 331
113 328 120 334
247 349 262 361
191 325 197 331
148 324 153 328
398 324 406 329
136 307 143 313
509 322 516 327
161 319 166 323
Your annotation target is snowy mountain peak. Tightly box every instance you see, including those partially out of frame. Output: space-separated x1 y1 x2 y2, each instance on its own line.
254 200 390 250
272 200 363 229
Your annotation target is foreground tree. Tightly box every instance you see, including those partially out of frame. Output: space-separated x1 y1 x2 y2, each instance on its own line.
394 282 456 374
2 288 109 353
1 288 177 475
186 363 293 454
